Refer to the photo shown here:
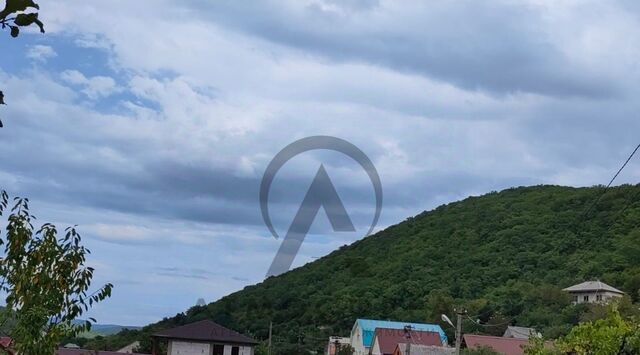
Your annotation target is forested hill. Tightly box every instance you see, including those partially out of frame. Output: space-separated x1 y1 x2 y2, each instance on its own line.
93 185 640 354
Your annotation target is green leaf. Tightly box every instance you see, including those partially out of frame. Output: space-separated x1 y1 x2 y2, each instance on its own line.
2 0 39 15
13 12 44 33
9 25 18 37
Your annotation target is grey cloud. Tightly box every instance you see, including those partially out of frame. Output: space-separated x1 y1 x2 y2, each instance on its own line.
186 0 615 98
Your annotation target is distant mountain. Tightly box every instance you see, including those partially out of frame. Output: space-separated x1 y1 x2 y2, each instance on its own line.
91 324 141 336
73 320 141 337
96 185 640 354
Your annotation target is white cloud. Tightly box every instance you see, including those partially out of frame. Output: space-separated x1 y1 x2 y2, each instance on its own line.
26 44 57 62
60 70 121 99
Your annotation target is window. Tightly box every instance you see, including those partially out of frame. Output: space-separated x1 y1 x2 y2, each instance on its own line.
596 295 603 301
572 296 578 303
583 295 589 302
212 345 224 355
231 346 239 355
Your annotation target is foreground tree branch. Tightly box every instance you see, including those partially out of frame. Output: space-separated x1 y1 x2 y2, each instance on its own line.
0 0 45 128
0 191 113 354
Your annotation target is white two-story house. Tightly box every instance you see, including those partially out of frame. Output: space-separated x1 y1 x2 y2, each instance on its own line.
563 280 624 304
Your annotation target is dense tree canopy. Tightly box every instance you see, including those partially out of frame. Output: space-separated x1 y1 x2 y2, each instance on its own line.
525 304 640 355
95 185 640 354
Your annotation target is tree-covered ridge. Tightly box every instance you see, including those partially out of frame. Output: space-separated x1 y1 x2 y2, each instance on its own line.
93 185 640 354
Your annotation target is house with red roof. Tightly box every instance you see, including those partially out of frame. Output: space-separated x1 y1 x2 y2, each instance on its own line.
369 328 446 355
463 334 530 355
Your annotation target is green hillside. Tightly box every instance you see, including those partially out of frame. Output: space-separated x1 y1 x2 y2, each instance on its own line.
93 185 640 354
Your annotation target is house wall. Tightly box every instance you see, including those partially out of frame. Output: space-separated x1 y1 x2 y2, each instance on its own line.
169 341 211 355
370 336 382 355
222 345 253 355
350 323 368 355
570 291 622 304
168 341 254 355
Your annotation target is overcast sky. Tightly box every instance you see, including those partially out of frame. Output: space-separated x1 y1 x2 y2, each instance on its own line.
1 0 640 326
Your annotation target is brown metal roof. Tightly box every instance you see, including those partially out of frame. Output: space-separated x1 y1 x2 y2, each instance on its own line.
152 320 257 345
372 328 443 355
463 334 528 355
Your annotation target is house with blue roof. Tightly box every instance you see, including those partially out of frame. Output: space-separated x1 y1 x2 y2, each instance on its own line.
349 319 448 355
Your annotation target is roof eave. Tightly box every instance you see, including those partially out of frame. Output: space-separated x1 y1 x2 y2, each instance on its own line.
151 334 258 345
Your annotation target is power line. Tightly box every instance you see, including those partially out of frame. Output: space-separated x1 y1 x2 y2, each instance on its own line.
607 184 640 225
580 143 640 220
465 315 512 328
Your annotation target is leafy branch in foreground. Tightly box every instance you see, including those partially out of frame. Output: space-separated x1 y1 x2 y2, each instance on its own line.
0 0 46 128
0 190 113 355
0 0 44 37
525 303 640 355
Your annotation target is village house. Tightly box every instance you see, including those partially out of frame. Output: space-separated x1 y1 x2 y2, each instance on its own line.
463 334 530 355
369 328 445 355
563 280 624 304
349 319 447 355
393 344 455 355
502 326 541 339
325 336 350 355
151 320 257 355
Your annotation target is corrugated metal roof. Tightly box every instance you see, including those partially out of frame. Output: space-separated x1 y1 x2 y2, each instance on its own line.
463 334 529 355
503 326 541 339
355 319 447 347
562 281 624 294
373 328 443 354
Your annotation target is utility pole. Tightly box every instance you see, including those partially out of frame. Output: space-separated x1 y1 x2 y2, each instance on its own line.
268 321 272 355
454 309 466 355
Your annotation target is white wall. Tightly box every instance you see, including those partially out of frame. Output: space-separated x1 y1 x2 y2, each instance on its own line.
168 340 254 355
349 323 368 355
239 345 254 355
370 336 382 355
169 341 211 355
222 344 253 355
571 291 622 304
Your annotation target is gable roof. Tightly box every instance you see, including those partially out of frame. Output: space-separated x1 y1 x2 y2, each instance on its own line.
152 320 257 345
354 319 447 347
463 334 529 355
372 328 443 354
503 326 541 339
562 281 624 294
395 344 455 355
